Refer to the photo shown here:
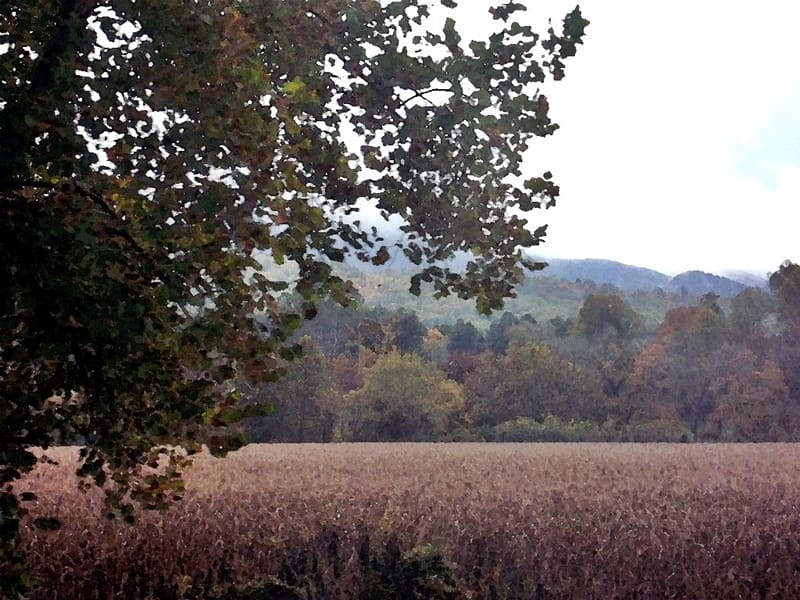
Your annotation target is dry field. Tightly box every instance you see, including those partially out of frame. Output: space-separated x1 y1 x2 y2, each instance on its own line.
12 443 800 599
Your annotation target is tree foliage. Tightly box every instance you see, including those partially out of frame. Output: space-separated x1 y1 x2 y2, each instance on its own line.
463 341 604 427
704 350 792 442
728 286 776 341
241 337 337 443
343 352 465 441
575 293 643 340
570 293 644 399
768 261 800 402
390 311 427 354
769 261 800 323
444 318 484 353
235 269 800 446
0 0 588 584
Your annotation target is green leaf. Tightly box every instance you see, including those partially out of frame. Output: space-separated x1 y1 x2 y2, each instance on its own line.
283 77 307 96
443 17 461 51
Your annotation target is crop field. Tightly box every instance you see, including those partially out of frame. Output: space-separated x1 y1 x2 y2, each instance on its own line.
13 443 800 599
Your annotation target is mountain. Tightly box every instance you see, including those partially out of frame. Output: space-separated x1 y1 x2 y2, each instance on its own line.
524 257 758 297
526 257 671 292
338 251 759 297
667 271 748 297
720 270 769 289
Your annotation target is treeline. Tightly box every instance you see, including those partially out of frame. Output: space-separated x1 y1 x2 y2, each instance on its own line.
238 262 800 443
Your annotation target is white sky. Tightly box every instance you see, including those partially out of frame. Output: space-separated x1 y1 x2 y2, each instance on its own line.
451 0 799 276
3 3 795 276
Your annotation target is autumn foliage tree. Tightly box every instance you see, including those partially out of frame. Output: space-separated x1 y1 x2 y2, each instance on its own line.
343 352 466 441
241 337 337 443
769 261 800 402
463 341 605 428
0 0 588 585
704 349 793 441
572 293 644 398
629 298 727 436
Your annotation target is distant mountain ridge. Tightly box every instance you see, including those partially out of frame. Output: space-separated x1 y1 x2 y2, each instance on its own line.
720 270 772 289
340 251 766 297
519 255 766 297
526 257 759 297
527 258 671 292
666 270 748 297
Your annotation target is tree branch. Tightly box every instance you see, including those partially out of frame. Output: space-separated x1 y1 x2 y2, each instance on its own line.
306 8 331 25
2 179 148 255
398 87 455 109
0 0 96 180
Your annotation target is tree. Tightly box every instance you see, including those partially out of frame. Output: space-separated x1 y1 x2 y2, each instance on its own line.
768 261 800 403
703 349 794 441
329 347 378 397
444 318 485 354
0 0 588 587
420 327 449 365
463 341 606 427
485 311 535 354
353 317 392 354
242 337 337 443
769 261 800 323
548 316 574 340
628 300 727 436
390 311 427 354
443 350 492 384
343 352 465 441
293 298 363 358
574 293 644 341
728 286 777 342
572 293 644 398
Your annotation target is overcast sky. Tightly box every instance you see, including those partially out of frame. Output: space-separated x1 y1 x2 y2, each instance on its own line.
4 3 795 276
449 0 799 276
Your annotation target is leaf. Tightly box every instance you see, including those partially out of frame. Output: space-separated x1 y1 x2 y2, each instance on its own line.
563 7 591 39
372 246 391 266
283 77 307 96
443 17 461 51
489 2 527 22
303 302 318 320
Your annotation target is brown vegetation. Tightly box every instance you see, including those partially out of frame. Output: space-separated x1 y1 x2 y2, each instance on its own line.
14 444 800 598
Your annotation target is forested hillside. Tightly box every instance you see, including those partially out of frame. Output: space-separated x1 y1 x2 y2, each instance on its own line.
239 261 800 444
313 258 764 330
